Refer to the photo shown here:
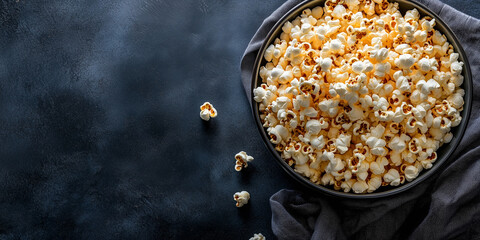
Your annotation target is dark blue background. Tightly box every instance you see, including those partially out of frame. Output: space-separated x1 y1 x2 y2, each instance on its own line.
0 0 477 239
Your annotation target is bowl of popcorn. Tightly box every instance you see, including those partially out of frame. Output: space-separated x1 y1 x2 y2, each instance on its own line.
251 0 472 197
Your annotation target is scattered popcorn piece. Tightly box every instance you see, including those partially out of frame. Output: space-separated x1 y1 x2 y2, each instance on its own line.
235 151 254 172
233 191 250 207
249 233 266 240
200 102 217 121
255 1 465 193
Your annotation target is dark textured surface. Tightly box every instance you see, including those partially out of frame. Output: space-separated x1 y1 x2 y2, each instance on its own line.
0 0 478 239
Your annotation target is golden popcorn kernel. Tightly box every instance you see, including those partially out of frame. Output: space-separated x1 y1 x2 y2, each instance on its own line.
356 32 367 39
275 144 285 152
287 159 295 166
408 118 417 127
270 134 278 142
427 152 437 161
400 175 406 184
294 143 301 151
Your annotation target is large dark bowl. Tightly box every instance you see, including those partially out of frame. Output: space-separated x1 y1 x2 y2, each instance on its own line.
251 0 472 198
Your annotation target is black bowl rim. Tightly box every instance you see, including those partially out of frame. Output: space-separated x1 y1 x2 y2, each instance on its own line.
251 0 473 199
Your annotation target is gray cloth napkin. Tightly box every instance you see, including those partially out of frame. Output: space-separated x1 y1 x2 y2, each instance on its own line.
240 0 480 239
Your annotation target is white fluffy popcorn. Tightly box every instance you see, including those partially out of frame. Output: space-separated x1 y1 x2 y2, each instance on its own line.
352 180 369 194
383 169 401 186
404 165 419 182
233 191 250 207
249 233 266 240
418 57 437 72
394 54 416 69
255 0 465 193
199 102 217 121
336 134 351 154
234 151 254 172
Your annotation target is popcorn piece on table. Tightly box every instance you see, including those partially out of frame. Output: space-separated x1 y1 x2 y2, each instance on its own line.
249 233 265 240
199 102 217 121
235 151 254 171
233 191 250 207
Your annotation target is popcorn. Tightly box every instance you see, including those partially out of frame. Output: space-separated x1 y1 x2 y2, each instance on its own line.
375 110 394 121
383 169 401 186
374 62 391 77
321 173 335 185
394 54 416 69
253 87 267 103
363 125 387 156
235 151 254 172
416 79 440 95
268 125 289 144
367 176 382 193
372 95 388 111
346 105 364 122
256 1 465 193
293 94 311 110
316 57 333 72
318 99 340 117
270 67 284 81
249 233 266 240
341 179 356 192
312 6 324 19
233 191 250 207
352 180 369 193
306 119 324 135
294 163 316 177
443 132 453 143
388 136 407 152
285 46 304 65
418 57 437 72
299 80 320 95
432 31 446 45
451 61 464 76
371 47 389 63
393 71 411 92
370 157 389 175
264 45 275 62
447 92 464 109
326 155 345 173
408 138 422 154
199 102 217 121
332 4 346 19
300 107 318 121
278 71 294 84
352 121 370 136
335 134 352 154
352 61 366 74
414 30 428 42
311 135 326 149
282 22 293 34
346 73 367 91
404 165 419 181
